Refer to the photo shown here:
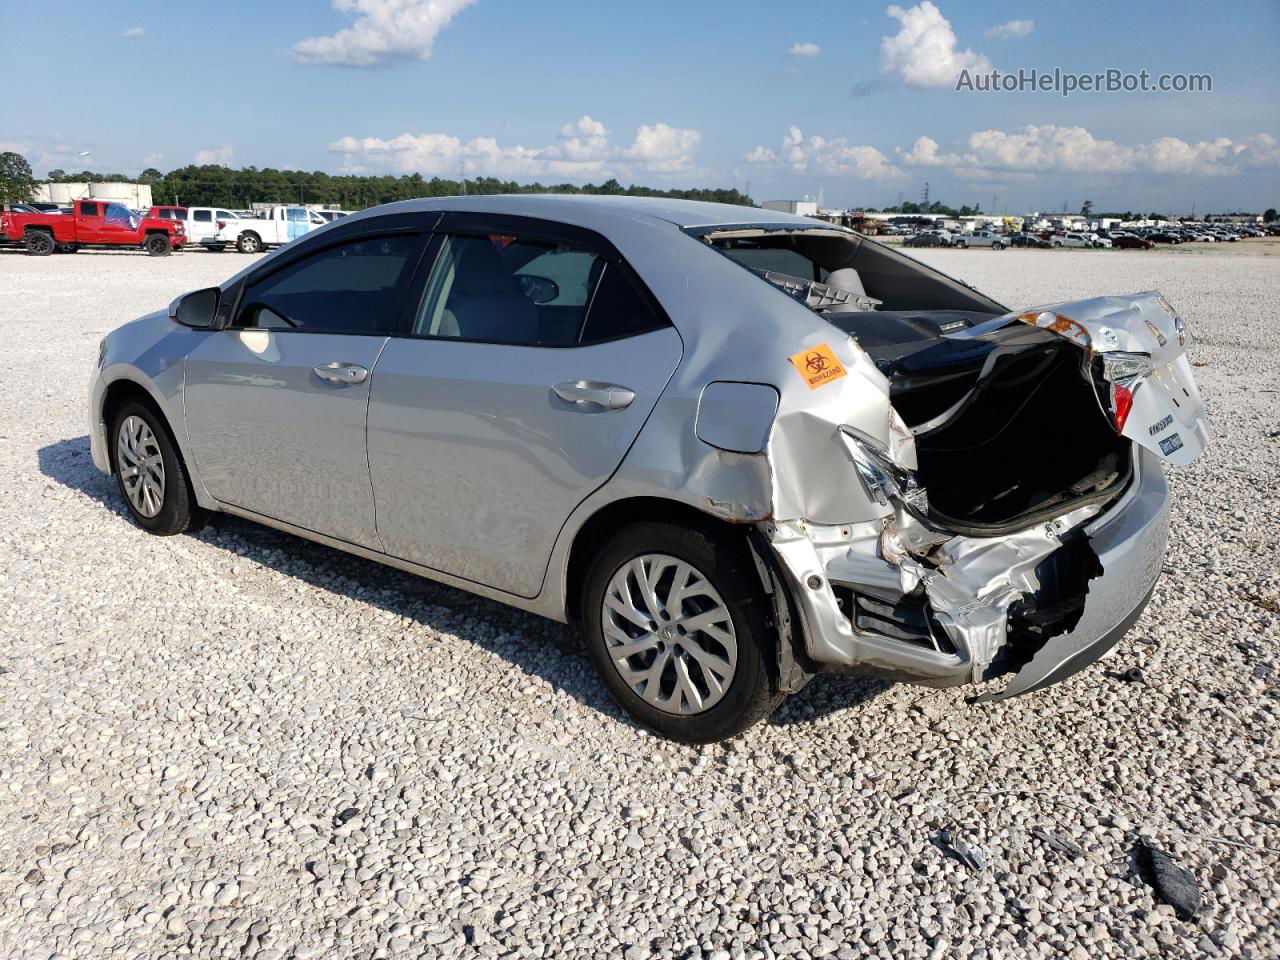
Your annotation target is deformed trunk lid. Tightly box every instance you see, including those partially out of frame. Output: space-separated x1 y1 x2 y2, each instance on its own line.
1010 291 1208 466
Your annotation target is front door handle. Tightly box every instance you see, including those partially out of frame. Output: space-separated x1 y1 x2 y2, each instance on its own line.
553 380 636 411
314 362 369 385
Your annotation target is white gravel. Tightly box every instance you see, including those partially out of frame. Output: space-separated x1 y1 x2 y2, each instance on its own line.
1 243 1278 960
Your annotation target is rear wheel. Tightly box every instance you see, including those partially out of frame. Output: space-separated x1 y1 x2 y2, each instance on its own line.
237 232 262 254
25 231 55 256
579 522 782 742
110 400 204 535
144 233 172 256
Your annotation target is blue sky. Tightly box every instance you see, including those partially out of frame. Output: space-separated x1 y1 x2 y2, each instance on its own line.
4 0 1278 212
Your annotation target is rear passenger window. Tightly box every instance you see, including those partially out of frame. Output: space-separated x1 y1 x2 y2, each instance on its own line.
237 234 422 335
414 233 667 346
80 203 99 216
193 209 212 222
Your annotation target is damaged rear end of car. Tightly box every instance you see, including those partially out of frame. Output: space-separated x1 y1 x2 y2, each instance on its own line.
690 223 1208 701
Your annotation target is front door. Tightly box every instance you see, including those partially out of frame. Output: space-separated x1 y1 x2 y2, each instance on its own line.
367 223 683 597
184 230 428 547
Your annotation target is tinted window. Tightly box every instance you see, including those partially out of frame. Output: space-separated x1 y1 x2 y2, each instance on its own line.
80 202 100 217
105 204 135 225
414 234 602 346
716 241 819 281
578 263 666 343
216 210 234 220
193 209 212 222
237 234 422 335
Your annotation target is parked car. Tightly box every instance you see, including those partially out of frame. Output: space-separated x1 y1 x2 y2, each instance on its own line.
26 201 62 214
1111 233 1155 250
903 231 948 248
953 230 1007 249
89 196 1208 741
1147 232 1183 244
1049 232 1096 248
1 199 185 255
217 205 328 253
1008 233 1050 248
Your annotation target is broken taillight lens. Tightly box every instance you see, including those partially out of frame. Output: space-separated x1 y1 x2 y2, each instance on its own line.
1100 352 1154 433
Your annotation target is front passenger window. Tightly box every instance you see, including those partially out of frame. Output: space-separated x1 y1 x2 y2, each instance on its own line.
237 234 421 335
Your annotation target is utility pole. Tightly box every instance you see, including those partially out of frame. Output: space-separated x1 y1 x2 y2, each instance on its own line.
921 181 930 208
459 160 467 195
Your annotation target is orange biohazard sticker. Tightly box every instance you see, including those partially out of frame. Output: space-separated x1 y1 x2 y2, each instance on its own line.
788 343 847 389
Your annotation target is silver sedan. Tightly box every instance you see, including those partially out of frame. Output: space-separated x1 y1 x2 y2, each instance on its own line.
89 196 1208 741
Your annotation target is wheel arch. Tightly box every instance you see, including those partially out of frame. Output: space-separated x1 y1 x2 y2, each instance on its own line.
562 496 760 627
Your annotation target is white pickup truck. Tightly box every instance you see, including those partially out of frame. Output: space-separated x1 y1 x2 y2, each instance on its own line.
952 229 1008 249
218 205 328 254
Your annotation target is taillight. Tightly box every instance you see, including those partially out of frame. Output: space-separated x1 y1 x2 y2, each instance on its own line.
1100 352 1154 433
216 220 225 229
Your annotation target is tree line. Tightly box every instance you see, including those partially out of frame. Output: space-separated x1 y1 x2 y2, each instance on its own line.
33 162 754 210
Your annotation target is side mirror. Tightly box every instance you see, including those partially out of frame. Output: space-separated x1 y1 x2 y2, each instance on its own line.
517 274 560 304
168 287 220 328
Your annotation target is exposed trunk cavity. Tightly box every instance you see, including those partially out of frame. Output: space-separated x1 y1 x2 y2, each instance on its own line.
830 312 1132 535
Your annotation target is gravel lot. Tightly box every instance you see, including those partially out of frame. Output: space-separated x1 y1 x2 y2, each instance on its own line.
1 242 1278 960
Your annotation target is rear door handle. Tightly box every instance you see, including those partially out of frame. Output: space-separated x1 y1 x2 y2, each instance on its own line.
553 380 636 411
314 362 368 385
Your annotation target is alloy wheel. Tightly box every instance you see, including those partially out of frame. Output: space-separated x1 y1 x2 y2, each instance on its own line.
601 553 738 715
116 415 166 518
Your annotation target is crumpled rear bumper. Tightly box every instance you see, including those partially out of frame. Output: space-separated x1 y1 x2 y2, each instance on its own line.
769 447 1169 699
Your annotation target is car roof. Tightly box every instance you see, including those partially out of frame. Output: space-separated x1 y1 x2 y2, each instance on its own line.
343 193 826 233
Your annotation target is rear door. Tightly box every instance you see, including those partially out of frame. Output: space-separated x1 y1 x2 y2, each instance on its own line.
184 227 431 547
366 216 683 597
75 202 105 242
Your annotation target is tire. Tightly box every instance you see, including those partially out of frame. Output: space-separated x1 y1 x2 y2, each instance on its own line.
956 240 967 248
110 400 204 535
578 521 783 742
25 230 55 256
237 232 262 254
144 233 172 256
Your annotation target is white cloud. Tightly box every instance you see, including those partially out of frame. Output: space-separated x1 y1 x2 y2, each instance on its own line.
330 118 703 179
121 26 145 38
745 127 903 180
984 19 1033 40
899 125 1280 177
623 123 701 175
194 145 234 166
293 0 477 67
787 42 820 58
141 153 165 168
880 2 990 88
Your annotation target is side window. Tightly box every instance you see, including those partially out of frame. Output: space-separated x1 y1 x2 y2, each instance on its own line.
80 202 100 217
236 234 422 335
287 207 310 222
215 210 234 220
105 203 135 225
414 233 601 346
193 209 212 222
578 263 667 343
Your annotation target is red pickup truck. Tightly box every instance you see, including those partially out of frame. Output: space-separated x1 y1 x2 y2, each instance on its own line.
0 200 186 256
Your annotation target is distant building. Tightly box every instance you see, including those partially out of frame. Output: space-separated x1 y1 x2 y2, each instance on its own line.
34 181 153 210
762 199 819 217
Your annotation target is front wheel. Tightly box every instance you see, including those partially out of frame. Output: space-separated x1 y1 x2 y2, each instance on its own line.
579 522 782 742
111 401 203 535
144 233 172 256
